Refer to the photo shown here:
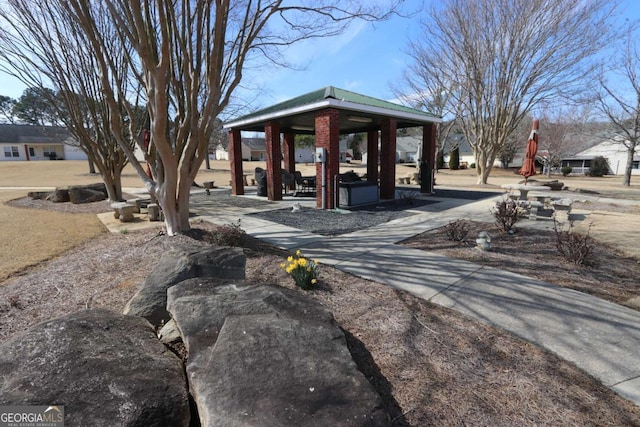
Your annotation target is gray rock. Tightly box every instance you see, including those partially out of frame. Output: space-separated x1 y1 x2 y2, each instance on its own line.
27 191 51 200
48 188 70 203
124 246 246 327
167 282 387 426
0 308 190 427
158 318 182 345
68 186 106 204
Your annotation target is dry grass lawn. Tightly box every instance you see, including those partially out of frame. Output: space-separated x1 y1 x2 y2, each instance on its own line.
0 190 106 281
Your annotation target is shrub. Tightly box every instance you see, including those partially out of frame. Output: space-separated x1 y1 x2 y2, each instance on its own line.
444 219 470 242
448 147 460 170
553 219 594 265
210 220 245 246
281 250 319 290
436 152 445 169
588 156 609 177
561 166 572 176
491 198 525 233
470 163 476 169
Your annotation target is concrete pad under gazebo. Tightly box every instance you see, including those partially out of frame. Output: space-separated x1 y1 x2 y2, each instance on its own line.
223 86 441 209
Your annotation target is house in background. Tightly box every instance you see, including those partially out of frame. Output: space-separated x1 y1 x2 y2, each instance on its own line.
561 134 640 176
0 124 87 161
396 135 421 163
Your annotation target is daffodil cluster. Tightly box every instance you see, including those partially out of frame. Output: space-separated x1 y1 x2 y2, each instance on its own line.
280 249 319 290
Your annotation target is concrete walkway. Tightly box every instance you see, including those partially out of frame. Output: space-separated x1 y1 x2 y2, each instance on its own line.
98 187 640 406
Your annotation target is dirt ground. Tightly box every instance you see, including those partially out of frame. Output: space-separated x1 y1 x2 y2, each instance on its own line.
2 161 640 425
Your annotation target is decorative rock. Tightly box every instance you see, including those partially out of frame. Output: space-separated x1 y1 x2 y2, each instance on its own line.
27 191 51 200
68 186 106 204
0 309 190 427
476 231 492 250
167 281 387 427
124 246 246 328
158 318 183 346
48 188 70 203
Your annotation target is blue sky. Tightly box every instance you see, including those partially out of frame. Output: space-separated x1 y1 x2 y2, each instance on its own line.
1 1 639 112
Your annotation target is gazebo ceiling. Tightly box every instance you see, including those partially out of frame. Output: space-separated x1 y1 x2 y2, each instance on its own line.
223 86 441 134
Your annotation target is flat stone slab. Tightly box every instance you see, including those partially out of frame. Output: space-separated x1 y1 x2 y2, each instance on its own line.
167 281 387 426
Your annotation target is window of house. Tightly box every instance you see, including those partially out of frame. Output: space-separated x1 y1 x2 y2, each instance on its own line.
4 146 19 158
29 147 35 157
43 148 58 159
633 160 639 170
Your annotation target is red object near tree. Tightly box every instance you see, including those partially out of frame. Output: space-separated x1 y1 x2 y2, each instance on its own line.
519 119 539 183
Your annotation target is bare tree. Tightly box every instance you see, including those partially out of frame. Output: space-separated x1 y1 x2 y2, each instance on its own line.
537 106 592 177
64 0 398 235
594 33 640 186
0 1 144 201
405 0 619 184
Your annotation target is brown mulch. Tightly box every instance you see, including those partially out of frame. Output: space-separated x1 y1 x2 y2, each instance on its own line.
2 216 640 425
401 218 640 310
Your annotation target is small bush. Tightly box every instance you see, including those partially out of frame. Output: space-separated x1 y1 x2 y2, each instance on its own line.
444 219 470 242
449 147 460 170
561 166 572 176
588 156 609 177
470 163 476 169
210 220 245 246
281 249 319 290
553 220 594 265
491 198 525 233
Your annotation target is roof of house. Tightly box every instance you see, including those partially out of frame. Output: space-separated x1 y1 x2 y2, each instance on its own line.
396 135 421 153
242 138 266 151
0 124 70 144
224 86 441 134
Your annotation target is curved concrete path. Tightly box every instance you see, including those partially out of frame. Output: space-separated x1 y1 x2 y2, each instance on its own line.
191 190 640 407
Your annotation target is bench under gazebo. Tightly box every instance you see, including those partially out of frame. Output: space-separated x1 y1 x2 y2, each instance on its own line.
223 86 441 209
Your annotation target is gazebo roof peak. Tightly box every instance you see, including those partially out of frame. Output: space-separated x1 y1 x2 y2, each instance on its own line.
224 86 441 132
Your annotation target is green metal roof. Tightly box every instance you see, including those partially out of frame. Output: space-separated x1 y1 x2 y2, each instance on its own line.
224 86 440 130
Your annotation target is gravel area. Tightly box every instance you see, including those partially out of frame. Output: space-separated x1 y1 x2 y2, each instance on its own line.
249 199 438 235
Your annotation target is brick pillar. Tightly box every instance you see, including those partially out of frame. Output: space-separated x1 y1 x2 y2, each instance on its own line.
283 132 295 173
314 109 340 209
228 128 244 195
265 121 282 201
379 118 397 199
422 124 437 193
366 130 378 183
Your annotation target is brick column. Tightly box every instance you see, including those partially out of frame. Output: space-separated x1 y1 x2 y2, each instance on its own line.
314 109 340 209
379 118 397 199
282 132 295 173
265 121 282 201
228 128 244 195
421 124 437 193
366 130 378 183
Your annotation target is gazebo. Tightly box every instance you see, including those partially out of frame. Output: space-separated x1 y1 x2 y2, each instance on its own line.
223 86 441 209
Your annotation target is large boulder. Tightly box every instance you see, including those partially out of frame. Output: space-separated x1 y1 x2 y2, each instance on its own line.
167 281 387 426
124 246 246 327
48 188 70 203
68 185 106 204
0 308 190 427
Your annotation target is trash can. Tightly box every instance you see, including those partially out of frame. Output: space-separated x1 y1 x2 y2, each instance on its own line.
255 168 267 197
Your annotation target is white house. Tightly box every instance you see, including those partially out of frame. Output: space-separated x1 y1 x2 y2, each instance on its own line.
561 135 640 176
0 124 87 161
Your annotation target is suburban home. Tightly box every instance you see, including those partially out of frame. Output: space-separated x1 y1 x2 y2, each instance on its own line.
0 124 87 161
560 135 640 176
